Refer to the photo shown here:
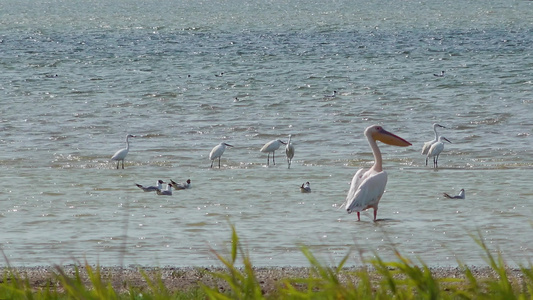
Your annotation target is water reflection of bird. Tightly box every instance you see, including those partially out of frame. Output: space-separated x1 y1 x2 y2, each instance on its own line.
443 189 465 199
421 123 446 165
111 134 136 169
300 182 311 193
285 134 295 169
136 180 165 192
209 142 233 168
427 136 451 168
342 125 412 221
260 139 286 166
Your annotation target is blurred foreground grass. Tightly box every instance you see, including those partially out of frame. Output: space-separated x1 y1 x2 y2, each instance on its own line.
1 225 532 299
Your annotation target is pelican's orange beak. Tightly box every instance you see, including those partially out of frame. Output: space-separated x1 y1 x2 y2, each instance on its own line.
374 128 412 147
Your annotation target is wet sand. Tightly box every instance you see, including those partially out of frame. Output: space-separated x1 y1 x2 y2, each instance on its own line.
1 265 524 294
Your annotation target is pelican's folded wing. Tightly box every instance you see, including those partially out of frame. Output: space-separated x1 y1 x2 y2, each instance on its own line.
343 171 388 213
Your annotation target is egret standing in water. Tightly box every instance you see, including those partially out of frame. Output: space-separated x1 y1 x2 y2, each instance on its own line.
209 142 233 168
421 123 446 165
111 134 136 169
285 134 295 169
342 125 412 221
427 136 452 168
260 139 286 166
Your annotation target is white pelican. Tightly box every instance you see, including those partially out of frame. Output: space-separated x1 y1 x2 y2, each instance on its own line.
260 139 286 166
434 71 445 77
156 183 173 196
300 182 311 193
111 134 136 169
443 189 465 199
209 142 233 168
427 136 451 168
285 134 295 169
324 90 337 98
170 179 191 190
342 125 412 221
135 180 165 192
421 123 446 165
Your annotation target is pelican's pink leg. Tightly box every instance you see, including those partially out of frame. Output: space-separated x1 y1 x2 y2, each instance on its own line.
373 208 378 222
357 212 360 221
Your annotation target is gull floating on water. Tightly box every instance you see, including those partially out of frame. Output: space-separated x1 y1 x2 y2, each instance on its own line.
111 134 136 169
156 183 173 196
434 71 445 77
421 123 446 165
324 90 337 98
170 179 191 190
427 136 451 168
209 142 233 168
260 139 287 166
135 180 165 192
341 125 412 221
300 182 311 193
443 189 465 199
285 134 295 169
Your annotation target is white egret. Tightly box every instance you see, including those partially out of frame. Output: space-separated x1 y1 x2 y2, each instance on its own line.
135 180 165 192
342 125 412 221
427 136 451 168
111 134 136 169
285 134 295 169
260 139 286 166
170 179 191 190
209 142 233 168
300 182 311 193
421 123 446 165
443 189 465 199
156 183 173 196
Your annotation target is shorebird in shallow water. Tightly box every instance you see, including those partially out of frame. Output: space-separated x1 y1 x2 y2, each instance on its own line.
156 183 173 196
285 134 295 169
341 125 412 221
421 123 446 165
170 179 191 190
111 134 136 169
135 180 165 192
209 142 233 168
300 182 311 193
443 189 465 199
427 136 452 168
260 139 287 166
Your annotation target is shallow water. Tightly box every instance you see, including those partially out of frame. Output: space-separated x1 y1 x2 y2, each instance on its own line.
1 0 532 267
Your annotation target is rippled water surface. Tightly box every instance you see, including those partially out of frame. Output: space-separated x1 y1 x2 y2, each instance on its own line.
1 0 533 267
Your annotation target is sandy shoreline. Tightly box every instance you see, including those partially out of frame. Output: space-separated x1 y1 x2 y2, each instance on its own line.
1 265 524 294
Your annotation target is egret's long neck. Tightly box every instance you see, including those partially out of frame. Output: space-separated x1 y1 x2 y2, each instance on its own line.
433 126 439 140
125 136 130 149
367 133 383 172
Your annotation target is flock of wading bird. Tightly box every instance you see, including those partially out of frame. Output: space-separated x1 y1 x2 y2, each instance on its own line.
111 124 464 221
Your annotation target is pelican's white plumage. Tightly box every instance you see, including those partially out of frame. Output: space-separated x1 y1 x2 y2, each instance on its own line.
427 136 451 168
111 134 136 169
342 125 411 221
421 123 445 165
209 142 233 168
285 134 295 169
260 139 286 165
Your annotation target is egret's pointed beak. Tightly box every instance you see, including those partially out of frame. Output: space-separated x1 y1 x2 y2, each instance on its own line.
374 128 412 147
443 137 452 143
224 143 234 147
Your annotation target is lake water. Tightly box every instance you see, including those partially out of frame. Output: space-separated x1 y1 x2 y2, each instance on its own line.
1 0 533 268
